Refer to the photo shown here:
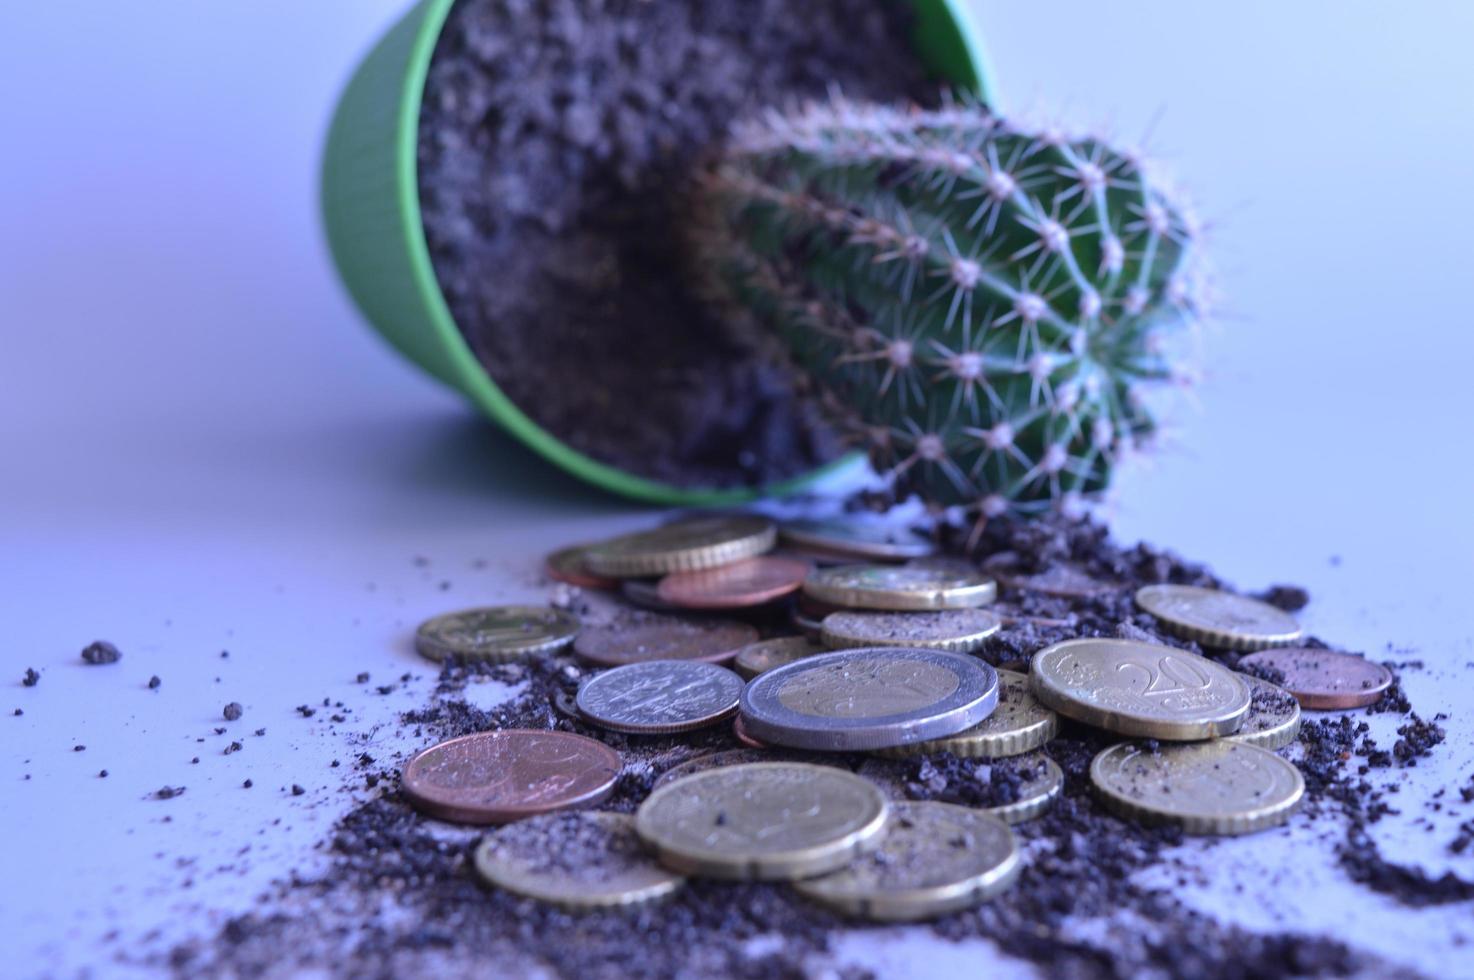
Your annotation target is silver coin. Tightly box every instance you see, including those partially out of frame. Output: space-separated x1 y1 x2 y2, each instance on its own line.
780 518 936 561
576 660 744 735
739 648 999 751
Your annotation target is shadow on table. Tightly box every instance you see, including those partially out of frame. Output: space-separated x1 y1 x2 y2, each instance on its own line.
393 410 640 516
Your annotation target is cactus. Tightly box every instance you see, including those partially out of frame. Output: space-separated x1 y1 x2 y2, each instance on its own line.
692 96 1204 517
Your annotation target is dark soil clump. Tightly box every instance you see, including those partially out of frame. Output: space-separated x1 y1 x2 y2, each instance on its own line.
417 0 940 488
81 640 122 665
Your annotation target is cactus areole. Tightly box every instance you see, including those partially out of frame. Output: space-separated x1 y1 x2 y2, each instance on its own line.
695 97 1204 516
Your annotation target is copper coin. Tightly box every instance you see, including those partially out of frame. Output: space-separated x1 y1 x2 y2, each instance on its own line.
1237 648 1393 710
573 618 759 667
620 578 686 612
656 557 811 610
545 545 619 590
400 730 621 825
733 714 771 749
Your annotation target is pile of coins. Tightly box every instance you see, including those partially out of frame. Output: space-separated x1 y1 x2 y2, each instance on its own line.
402 514 1389 919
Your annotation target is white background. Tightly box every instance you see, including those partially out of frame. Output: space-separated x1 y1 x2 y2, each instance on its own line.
3 2 1472 976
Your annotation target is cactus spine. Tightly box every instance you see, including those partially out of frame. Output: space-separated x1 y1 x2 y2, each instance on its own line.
694 97 1203 516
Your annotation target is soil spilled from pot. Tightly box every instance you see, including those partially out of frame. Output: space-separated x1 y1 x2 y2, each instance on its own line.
417 0 940 489
164 515 1466 978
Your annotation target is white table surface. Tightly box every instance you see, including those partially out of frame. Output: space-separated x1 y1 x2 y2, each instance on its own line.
4 2 1472 976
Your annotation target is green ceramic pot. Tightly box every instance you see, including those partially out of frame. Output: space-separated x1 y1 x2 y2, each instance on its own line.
322 0 994 504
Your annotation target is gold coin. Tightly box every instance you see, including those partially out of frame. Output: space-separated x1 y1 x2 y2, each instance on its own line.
733 636 825 680
415 606 580 663
634 762 888 881
803 564 997 611
1224 674 1302 750
1030 638 1250 740
583 516 776 578
793 801 1019 921
1134 585 1303 651
1090 740 1304 835
875 670 1057 759
473 811 684 909
820 609 1001 654
985 752 1065 824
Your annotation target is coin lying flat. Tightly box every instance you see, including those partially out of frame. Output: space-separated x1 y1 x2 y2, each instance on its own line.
733 636 825 680
573 619 758 668
876 670 1057 759
545 545 619 590
635 762 888 880
474 811 684 909
804 565 997 611
652 748 836 790
575 660 743 735
1090 740 1304 835
1236 647 1392 710
740 648 999 751
401 730 621 825
794 801 1019 921
985 752 1065 824
732 713 770 748
415 606 580 663
656 556 810 610
1134 585 1303 651
790 605 826 641
820 608 1002 654
779 518 936 561
583 516 776 578
1225 674 1303 750
984 554 1116 599
1031 638 1250 740
619 578 686 612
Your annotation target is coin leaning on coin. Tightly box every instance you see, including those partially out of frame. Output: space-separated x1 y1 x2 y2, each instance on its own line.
1134 584 1303 651
803 564 997 611
1030 637 1250 740
582 515 777 578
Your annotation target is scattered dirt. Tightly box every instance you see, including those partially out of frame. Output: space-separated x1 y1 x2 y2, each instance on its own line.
162 514 1468 978
417 0 940 489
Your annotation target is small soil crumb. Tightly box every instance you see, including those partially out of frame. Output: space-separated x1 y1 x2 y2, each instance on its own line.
153 786 185 800
1256 584 1311 612
291 785 305 797
98 770 108 778
22 668 39 687
243 780 253 789
81 640 122 665
73 745 85 752
223 702 243 722
149 675 162 689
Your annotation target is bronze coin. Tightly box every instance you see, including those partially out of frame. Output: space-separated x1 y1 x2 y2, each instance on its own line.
1236 648 1393 710
400 730 621 825
733 714 771 749
545 545 619 590
656 557 811 610
573 618 759 668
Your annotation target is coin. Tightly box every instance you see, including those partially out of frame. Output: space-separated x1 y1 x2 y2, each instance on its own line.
575 660 743 735
732 713 770 748
804 564 997 611
544 544 619 590
655 556 810 610
619 578 685 612
1224 674 1303 750
986 753 1066 824
790 605 826 640
1030 638 1250 740
740 648 999 751
793 801 1019 921
573 618 758 668
415 606 580 663
984 554 1116 599
820 608 1002 654
583 516 776 578
474 811 684 909
635 762 888 880
1236 648 1393 710
401 730 621 824
1134 584 1303 651
1090 740 1304 835
652 748 835 790
779 518 936 561
875 670 1057 759
733 636 825 680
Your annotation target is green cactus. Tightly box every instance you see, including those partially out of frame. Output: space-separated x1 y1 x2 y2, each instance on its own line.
693 96 1204 516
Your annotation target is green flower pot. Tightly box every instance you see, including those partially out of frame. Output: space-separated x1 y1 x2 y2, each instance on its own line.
321 0 994 505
